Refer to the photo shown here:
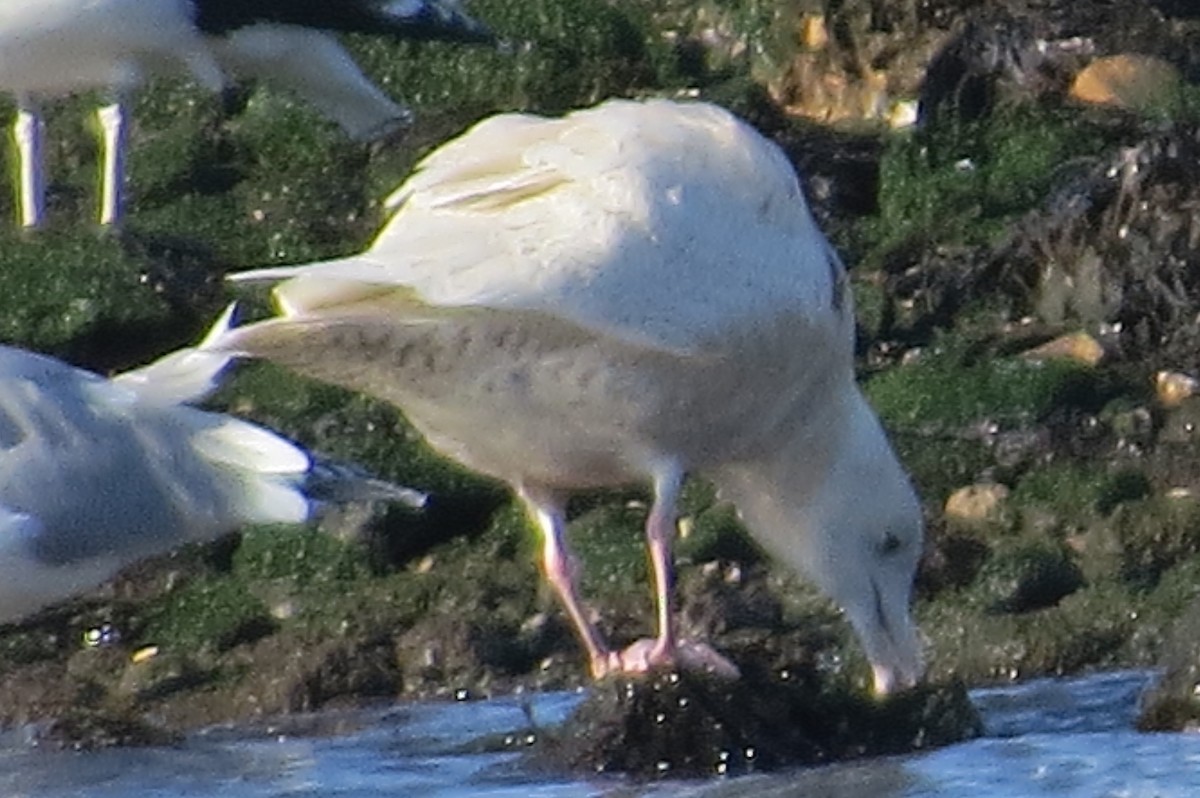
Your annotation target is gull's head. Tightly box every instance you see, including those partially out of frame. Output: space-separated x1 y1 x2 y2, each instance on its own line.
812 391 925 696
717 384 925 697
833 475 924 697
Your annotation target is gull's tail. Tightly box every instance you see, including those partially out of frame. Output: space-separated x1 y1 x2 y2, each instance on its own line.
0 330 427 624
111 303 425 525
112 303 237 405
198 2 495 141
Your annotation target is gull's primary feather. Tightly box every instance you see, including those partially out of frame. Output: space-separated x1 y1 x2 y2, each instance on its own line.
231 99 840 355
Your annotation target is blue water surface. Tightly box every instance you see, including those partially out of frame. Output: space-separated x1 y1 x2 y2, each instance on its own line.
1 670 1196 797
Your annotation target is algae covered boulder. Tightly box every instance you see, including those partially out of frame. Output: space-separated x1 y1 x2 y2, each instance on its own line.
527 666 980 778
1138 596 1200 732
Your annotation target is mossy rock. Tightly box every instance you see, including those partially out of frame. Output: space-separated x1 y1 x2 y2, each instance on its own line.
140 572 276 655
116 650 214 703
677 501 765 566
1138 595 1200 731
527 667 981 778
866 344 1094 432
865 108 1111 258
917 526 992 599
922 578 1138 683
973 541 1085 614
1112 496 1200 590
567 502 652 595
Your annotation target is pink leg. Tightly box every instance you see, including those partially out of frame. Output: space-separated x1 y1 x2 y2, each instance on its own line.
520 471 739 681
646 466 682 663
620 464 740 679
519 485 618 678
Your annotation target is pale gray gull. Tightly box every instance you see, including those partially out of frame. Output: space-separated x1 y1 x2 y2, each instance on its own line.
221 98 925 695
1 0 494 228
0 306 424 625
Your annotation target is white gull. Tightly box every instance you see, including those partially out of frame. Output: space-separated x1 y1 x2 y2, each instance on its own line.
221 98 925 694
0 306 423 624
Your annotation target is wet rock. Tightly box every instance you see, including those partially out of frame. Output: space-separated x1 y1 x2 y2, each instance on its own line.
0 646 180 749
526 668 981 778
679 562 784 638
116 649 211 702
1137 595 1200 731
394 611 565 698
285 636 403 712
36 705 180 751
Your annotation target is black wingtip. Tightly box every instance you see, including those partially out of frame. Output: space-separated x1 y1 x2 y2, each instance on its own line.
370 0 499 46
197 0 500 47
305 456 428 508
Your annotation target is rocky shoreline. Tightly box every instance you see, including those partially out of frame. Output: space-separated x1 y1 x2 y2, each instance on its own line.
2 0 1200 767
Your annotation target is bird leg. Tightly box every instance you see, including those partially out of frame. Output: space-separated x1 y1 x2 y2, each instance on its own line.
520 472 739 681
13 101 44 228
520 486 617 678
643 466 682 664
623 465 740 678
96 102 126 226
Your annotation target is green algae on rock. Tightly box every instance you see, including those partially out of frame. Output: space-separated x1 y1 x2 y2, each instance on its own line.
867 345 1095 432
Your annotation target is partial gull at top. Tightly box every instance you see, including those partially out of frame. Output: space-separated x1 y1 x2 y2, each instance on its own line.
197 0 495 45
225 98 924 695
0 0 224 227
0 312 423 625
198 0 497 142
1 0 495 228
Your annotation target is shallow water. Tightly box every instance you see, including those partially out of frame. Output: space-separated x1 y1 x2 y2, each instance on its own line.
0 671 1195 797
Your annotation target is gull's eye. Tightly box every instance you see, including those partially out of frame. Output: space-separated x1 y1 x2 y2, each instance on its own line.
879 532 903 556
